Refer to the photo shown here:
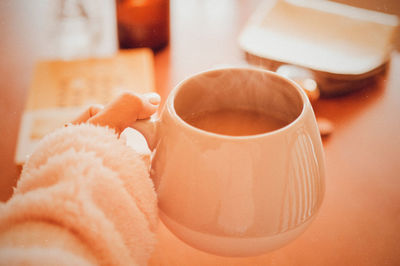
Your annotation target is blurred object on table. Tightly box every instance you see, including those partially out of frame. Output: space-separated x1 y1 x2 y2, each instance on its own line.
276 64 336 137
15 49 155 165
239 0 399 97
316 117 335 137
47 0 117 59
276 64 320 103
116 0 169 51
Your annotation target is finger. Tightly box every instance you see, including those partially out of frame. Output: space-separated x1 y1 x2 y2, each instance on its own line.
71 104 104 124
138 93 161 119
87 92 160 134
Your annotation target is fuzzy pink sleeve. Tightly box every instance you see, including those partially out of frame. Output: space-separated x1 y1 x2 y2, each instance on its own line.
0 124 158 266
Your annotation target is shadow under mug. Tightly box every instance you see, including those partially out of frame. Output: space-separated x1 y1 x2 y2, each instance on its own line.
133 67 325 257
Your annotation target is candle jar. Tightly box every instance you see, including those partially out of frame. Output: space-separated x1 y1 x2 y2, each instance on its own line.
116 0 169 51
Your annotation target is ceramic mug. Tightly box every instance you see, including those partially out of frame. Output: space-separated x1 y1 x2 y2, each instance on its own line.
133 67 325 257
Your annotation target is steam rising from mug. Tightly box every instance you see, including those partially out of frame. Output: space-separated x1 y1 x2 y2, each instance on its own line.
132 67 325 256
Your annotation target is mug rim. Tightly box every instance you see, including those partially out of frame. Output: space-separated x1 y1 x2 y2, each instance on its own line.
166 67 309 140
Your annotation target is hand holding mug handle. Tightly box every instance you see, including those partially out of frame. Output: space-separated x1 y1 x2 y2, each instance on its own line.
69 91 161 164
70 91 161 135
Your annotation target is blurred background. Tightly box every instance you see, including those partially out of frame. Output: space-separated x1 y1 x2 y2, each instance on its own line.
0 1 400 265
0 0 399 201
0 0 398 196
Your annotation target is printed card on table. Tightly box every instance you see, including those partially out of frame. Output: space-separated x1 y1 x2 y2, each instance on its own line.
15 49 155 164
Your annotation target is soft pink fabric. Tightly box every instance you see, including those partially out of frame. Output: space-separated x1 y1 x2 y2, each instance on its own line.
0 247 94 266
0 124 158 266
18 124 158 231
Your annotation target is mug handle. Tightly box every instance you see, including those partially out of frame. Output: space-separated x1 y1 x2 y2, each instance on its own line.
130 114 159 150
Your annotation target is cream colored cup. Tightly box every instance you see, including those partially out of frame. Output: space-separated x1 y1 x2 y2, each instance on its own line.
133 67 325 257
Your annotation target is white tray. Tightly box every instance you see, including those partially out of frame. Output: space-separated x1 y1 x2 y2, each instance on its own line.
239 0 399 95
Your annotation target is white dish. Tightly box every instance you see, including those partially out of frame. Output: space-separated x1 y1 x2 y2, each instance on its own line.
239 0 398 95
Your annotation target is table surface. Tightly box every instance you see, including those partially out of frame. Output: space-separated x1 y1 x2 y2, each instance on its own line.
1 0 400 265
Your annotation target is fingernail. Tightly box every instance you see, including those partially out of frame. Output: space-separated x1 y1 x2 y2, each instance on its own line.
146 93 161 105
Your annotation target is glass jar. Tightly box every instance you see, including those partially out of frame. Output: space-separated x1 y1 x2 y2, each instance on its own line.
116 0 169 51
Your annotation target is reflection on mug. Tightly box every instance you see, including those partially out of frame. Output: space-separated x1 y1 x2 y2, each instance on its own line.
279 126 324 233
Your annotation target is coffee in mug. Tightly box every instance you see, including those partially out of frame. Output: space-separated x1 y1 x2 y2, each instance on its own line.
183 109 288 136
